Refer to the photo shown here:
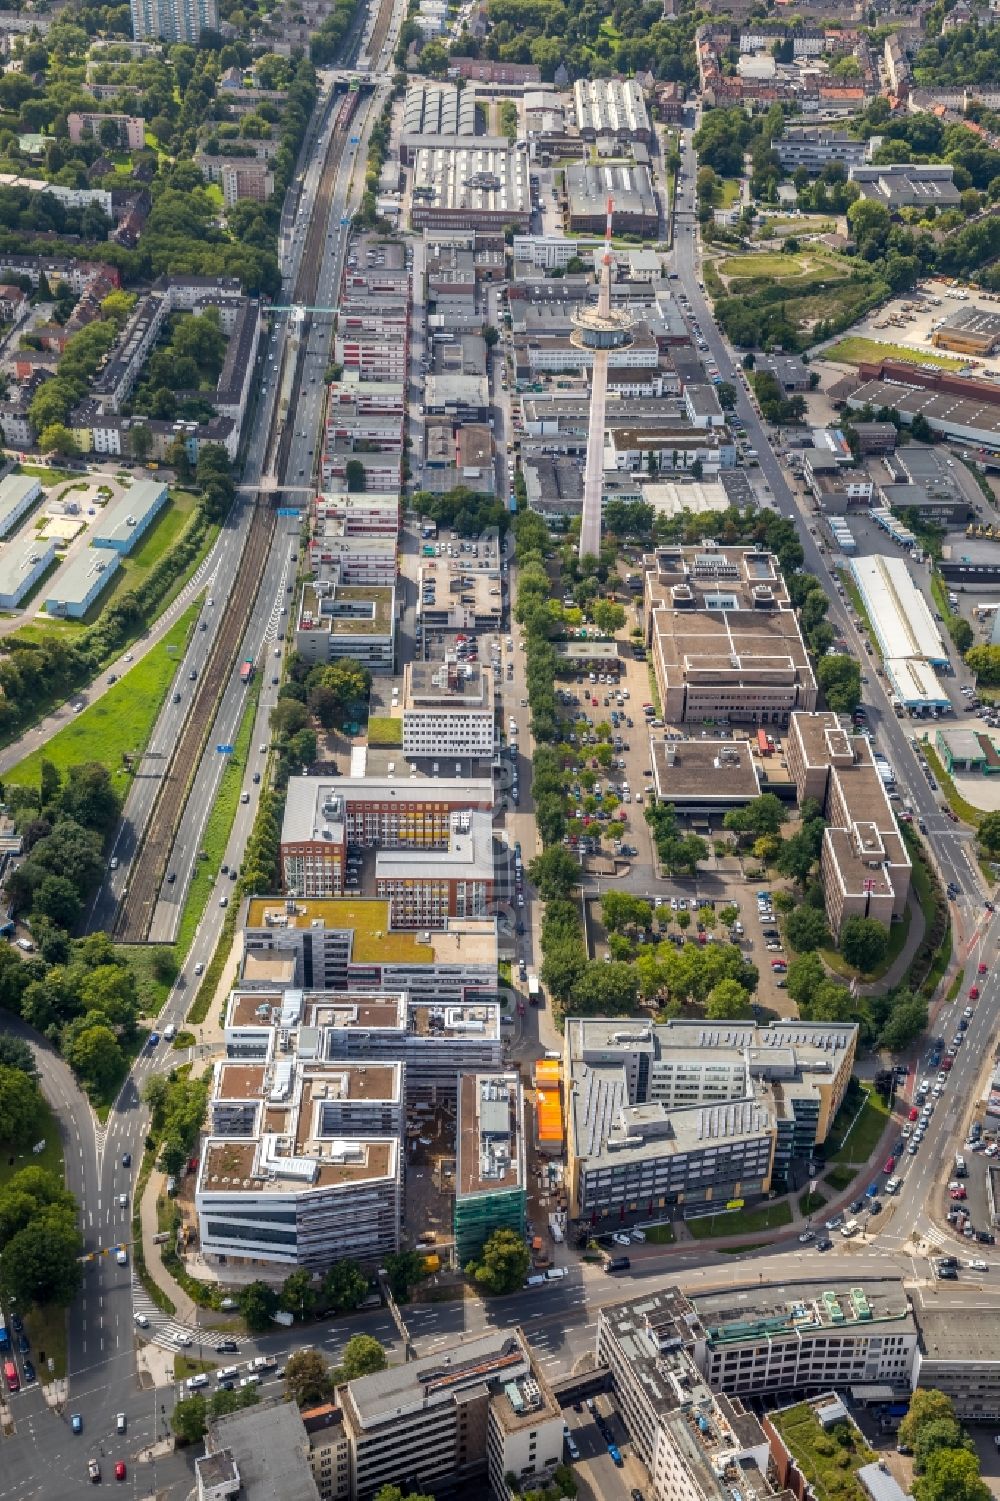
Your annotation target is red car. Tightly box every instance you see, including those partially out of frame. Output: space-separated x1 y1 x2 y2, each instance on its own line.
950 1188 967 1201
942 1057 953 1071
115 1464 126 1482
883 1155 896 1174
979 963 988 975
908 1107 920 1122
969 986 980 1000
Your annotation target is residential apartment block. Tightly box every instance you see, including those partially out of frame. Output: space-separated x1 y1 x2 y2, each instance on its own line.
402 656 496 760
224 986 502 1102
240 897 499 1006
644 544 818 727
454 1072 527 1262
787 712 911 938
563 1018 856 1224
130 0 218 39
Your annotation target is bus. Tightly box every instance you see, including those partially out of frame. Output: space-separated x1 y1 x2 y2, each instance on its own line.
4 1359 18 1393
527 974 541 1006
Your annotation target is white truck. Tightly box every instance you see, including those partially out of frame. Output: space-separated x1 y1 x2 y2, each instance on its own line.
548 1214 564 1244
840 1218 860 1238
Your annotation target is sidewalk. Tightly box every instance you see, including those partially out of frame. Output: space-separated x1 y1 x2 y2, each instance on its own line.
858 889 925 996
139 1164 200 1327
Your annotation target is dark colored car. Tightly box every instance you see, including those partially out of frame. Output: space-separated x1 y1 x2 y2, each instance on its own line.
122 1153 131 1168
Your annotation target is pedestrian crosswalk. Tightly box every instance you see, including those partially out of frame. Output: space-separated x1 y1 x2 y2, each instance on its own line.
131 1276 241 1353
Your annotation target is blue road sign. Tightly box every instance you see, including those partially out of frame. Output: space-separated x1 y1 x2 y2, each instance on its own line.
217 744 235 754
276 507 301 517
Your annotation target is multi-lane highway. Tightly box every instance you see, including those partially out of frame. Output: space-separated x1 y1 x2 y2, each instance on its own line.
0 7 401 1496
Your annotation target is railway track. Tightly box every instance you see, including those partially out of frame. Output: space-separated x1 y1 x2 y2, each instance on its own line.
114 506 275 942
113 6 392 942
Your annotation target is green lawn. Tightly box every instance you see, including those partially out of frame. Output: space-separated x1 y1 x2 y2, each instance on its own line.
175 679 260 958
720 250 847 284
687 1199 792 1239
819 903 911 982
822 335 965 371
175 1354 218 1380
6 603 198 789
0 1095 64 1190
922 743 982 828
799 1189 827 1217
368 715 401 747
828 1092 890 1166
717 177 741 208
641 1223 676 1245
772 1401 876 1501
825 1164 855 1192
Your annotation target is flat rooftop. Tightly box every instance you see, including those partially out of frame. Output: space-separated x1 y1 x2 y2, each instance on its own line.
200 1134 396 1195
300 581 394 636
652 738 762 801
375 810 494 881
693 1277 914 1344
342 1330 544 1428
244 897 496 966
404 657 491 710
917 1306 1000 1364
281 773 493 843
457 1071 523 1200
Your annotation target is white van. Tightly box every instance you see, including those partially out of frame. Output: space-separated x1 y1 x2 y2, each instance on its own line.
163 1024 176 1041
217 1365 240 1384
885 1176 902 1196
186 1373 209 1390
545 1267 568 1280
840 1219 860 1238
630 1227 646 1243
523 1273 546 1288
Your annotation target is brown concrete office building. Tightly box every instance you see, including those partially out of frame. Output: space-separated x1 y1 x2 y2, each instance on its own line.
788 712 911 938
644 544 817 727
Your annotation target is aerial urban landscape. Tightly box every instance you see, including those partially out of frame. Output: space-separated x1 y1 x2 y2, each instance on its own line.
2 0 1000 1498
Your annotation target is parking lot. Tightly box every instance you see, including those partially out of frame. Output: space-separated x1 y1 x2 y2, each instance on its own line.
563 1396 648 1501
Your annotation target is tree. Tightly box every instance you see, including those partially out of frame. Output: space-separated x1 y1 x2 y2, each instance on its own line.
899 1390 958 1453
914 1418 972 1475
786 951 826 1009
38 422 78 457
374 1488 435 1501
466 1227 530 1295
239 1279 278 1332
171 1394 208 1445
382 1250 429 1303
65 1023 123 1094
32 873 81 930
723 793 787 842
572 960 639 1016
0 1035 37 1078
321 1257 368 1313
284 1348 332 1407
965 645 1000 685
785 906 830 953
913 1448 991 1501
527 845 579 901
0 1065 41 1147
281 1268 316 1320
592 600 625 636
339 1334 388 1380
978 809 1000 857
601 892 653 934
706 978 753 1020
0 1209 83 1306
130 423 153 463
839 915 889 974
817 654 861 714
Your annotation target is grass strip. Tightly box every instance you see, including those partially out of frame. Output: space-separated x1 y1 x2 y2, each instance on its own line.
6 604 199 787
175 679 260 958
828 1093 889 1165
922 743 982 828
686 1200 792 1239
